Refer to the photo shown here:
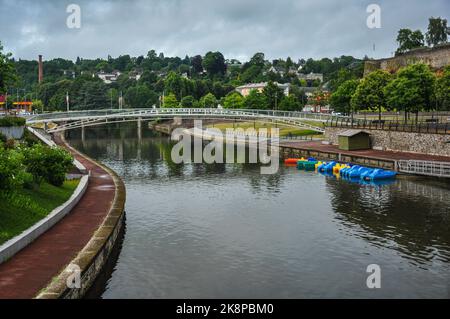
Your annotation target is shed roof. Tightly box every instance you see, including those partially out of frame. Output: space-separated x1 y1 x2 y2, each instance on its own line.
338 129 369 137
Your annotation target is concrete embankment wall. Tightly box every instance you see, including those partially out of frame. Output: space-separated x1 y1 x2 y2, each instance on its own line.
325 128 450 157
0 126 24 139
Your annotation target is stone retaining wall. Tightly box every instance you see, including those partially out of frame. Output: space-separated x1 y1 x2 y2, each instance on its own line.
325 128 450 157
364 43 450 76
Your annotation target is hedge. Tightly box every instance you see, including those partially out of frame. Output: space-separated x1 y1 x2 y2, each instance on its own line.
0 117 26 127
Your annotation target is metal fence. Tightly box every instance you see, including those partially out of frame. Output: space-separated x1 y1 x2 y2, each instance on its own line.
327 118 450 135
397 160 450 178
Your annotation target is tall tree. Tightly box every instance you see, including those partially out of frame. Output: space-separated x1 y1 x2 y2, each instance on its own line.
435 66 450 111
263 81 284 110
163 93 179 108
384 64 436 122
330 79 359 117
352 70 392 121
243 89 267 109
279 95 300 111
191 55 203 74
223 92 244 109
426 17 448 47
202 52 226 77
0 41 18 94
199 93 217 108
396 29 425 54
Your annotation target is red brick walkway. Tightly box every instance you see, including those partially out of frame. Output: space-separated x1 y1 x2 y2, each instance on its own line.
0 136 116 299
281 141 450 163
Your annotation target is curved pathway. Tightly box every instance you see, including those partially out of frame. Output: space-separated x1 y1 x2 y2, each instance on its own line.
0 135 116 299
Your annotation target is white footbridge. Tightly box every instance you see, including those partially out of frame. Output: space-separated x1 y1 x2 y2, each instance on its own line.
26 108 347 133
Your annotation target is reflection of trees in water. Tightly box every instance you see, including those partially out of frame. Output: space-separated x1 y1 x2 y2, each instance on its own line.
67 124 285 194
326 177 450 265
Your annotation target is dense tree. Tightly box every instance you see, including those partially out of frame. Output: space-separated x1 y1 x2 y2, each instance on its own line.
426 17 448 47
435 66 450 111
330 79 359 116
163 93 179 108
139 70 158 87
289 85 307 106
243 89 267 109
180 95 196 108
202 52 226 77
352 70 392 121
223 92 244 109
385 64 436 122
125 84 158 108
199 93 217 108
263 81 284 110
0 42 17 93
279 95 300 111
191 55 203 74
396 29 425 54
77 81 109 110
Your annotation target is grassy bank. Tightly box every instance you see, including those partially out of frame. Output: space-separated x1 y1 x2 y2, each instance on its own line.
207 121 324 137
0 180 79 245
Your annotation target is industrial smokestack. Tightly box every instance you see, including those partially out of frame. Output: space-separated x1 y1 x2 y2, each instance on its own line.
38 55 43 84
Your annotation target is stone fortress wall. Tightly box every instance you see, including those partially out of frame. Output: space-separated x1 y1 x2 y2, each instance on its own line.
364 43 450 76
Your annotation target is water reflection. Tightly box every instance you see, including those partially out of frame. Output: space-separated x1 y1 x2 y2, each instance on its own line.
68 123 450 298
325 175 450 266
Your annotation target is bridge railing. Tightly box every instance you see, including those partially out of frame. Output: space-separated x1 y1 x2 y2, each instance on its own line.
327 117 450 134
28 108 346 124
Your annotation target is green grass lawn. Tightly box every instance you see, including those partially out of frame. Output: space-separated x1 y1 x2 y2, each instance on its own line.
0 180 79 245
207 121 324 137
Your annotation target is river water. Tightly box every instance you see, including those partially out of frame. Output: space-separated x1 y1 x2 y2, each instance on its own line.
67 124 450 299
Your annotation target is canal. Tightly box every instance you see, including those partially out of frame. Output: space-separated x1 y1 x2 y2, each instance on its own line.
67 124 450 299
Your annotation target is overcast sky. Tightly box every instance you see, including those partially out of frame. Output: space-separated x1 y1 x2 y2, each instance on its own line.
0 0 448 62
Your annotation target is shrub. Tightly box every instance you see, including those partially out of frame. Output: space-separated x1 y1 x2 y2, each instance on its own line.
0 148 30 190
4 139 15 149
22 129 39 147
0 132 6 144
24 144 74 187
0 117 26 127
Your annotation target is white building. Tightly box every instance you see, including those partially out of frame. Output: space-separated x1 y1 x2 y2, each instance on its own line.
96 71 122 84
235 82 290 97
298 72 323 83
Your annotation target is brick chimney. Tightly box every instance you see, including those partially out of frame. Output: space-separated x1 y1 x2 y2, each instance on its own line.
38 55 43 84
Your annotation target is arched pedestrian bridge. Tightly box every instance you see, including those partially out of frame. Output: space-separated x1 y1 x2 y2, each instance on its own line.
27 108 347 133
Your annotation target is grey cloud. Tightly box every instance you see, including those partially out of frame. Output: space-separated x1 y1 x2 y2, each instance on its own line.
0 0 449 62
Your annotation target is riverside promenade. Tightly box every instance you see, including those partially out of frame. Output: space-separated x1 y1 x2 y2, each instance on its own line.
281 141 450 163
0 135 118 299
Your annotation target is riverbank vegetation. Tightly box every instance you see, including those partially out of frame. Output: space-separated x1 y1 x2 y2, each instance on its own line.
0 180 79 245
331 64 450 122
0 117 26 127
0 132 75 244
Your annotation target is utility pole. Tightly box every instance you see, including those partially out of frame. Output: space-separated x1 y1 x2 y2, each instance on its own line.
5 91 8 114
275 92 278 111
66 92 70 112
119 91 123 110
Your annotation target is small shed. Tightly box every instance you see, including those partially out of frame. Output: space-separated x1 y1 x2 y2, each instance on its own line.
338 130 371 151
